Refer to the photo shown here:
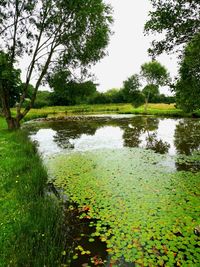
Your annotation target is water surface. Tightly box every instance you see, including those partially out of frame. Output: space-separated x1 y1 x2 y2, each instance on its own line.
28 115 200 266
29 115 200 159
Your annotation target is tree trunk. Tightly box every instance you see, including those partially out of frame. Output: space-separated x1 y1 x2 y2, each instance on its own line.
6 117 20 130
0 83 21 130
144 90 150 113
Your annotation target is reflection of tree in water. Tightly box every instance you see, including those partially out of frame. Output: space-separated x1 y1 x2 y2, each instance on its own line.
175 119 200 155
122 117 170 154
52 121 103 149
146 133 170 154
122 117 150 147
30 116 171 154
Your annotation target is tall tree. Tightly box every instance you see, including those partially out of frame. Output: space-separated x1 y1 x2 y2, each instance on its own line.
140 61 170 111
145 0 200 56
0 0 112 129
175 33 200 112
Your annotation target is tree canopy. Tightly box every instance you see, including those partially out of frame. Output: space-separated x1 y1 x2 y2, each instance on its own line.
122 74 141 100
0 0 113 128
145 0 200 56
140 61 169 86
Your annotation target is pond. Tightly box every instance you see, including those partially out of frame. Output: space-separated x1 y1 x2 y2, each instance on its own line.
28 115 200 266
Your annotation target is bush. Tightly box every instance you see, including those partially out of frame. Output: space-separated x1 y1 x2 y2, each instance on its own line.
34 91 52 108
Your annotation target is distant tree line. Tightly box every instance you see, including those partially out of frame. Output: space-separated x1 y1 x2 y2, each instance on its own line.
30 60 175 108
43 59 174 108
32 88 174 108
0 58 175 109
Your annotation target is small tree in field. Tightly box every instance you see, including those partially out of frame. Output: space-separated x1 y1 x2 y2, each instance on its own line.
122 74 144 107
0 0 112 129
140 61 170 112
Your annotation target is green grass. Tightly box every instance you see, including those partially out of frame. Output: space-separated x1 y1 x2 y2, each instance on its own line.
0 117 65 266
10 103 199 121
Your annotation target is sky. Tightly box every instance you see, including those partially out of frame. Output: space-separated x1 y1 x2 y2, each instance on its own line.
92 0 178 95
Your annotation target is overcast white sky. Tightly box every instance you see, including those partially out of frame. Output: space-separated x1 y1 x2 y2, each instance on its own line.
92 0 178 95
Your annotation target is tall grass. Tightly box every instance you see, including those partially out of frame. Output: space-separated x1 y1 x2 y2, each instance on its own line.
0 119 65 266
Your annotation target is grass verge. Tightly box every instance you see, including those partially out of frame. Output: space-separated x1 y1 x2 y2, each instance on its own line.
0 117 65 266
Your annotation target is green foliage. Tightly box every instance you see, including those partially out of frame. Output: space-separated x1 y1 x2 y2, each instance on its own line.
175 33 200 112
145 0 200 55
88 89 125 104
104 88 125 103
122 74 144 107
20 83 35 99
88 92 109 104
49 70 97 105
153 94 175 104
0 51 21 107
88 89 174 106
141 61 169 86
131 93 145 108
122 74 141 100
142 84 159 101
120 63 170 110
34 91 52 108
49 147 200 266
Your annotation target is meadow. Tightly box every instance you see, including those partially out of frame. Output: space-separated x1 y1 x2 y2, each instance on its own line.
11 103 200 122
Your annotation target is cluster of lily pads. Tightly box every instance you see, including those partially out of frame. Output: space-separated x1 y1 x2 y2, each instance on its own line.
48 147 200 266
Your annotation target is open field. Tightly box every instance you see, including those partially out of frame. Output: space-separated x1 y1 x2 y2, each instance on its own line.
10 103 200 122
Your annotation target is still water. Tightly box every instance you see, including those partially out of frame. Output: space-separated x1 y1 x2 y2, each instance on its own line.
29 115 200 159
27 115 200 266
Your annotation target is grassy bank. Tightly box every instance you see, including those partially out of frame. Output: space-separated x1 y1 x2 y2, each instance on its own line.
11 103 200 121
0 117 65 266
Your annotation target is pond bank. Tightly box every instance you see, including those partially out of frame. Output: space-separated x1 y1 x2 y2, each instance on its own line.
0 117 66 266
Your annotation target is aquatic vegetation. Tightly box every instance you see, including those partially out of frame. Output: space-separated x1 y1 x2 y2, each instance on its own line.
177 152 200 171
48 148 200 266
